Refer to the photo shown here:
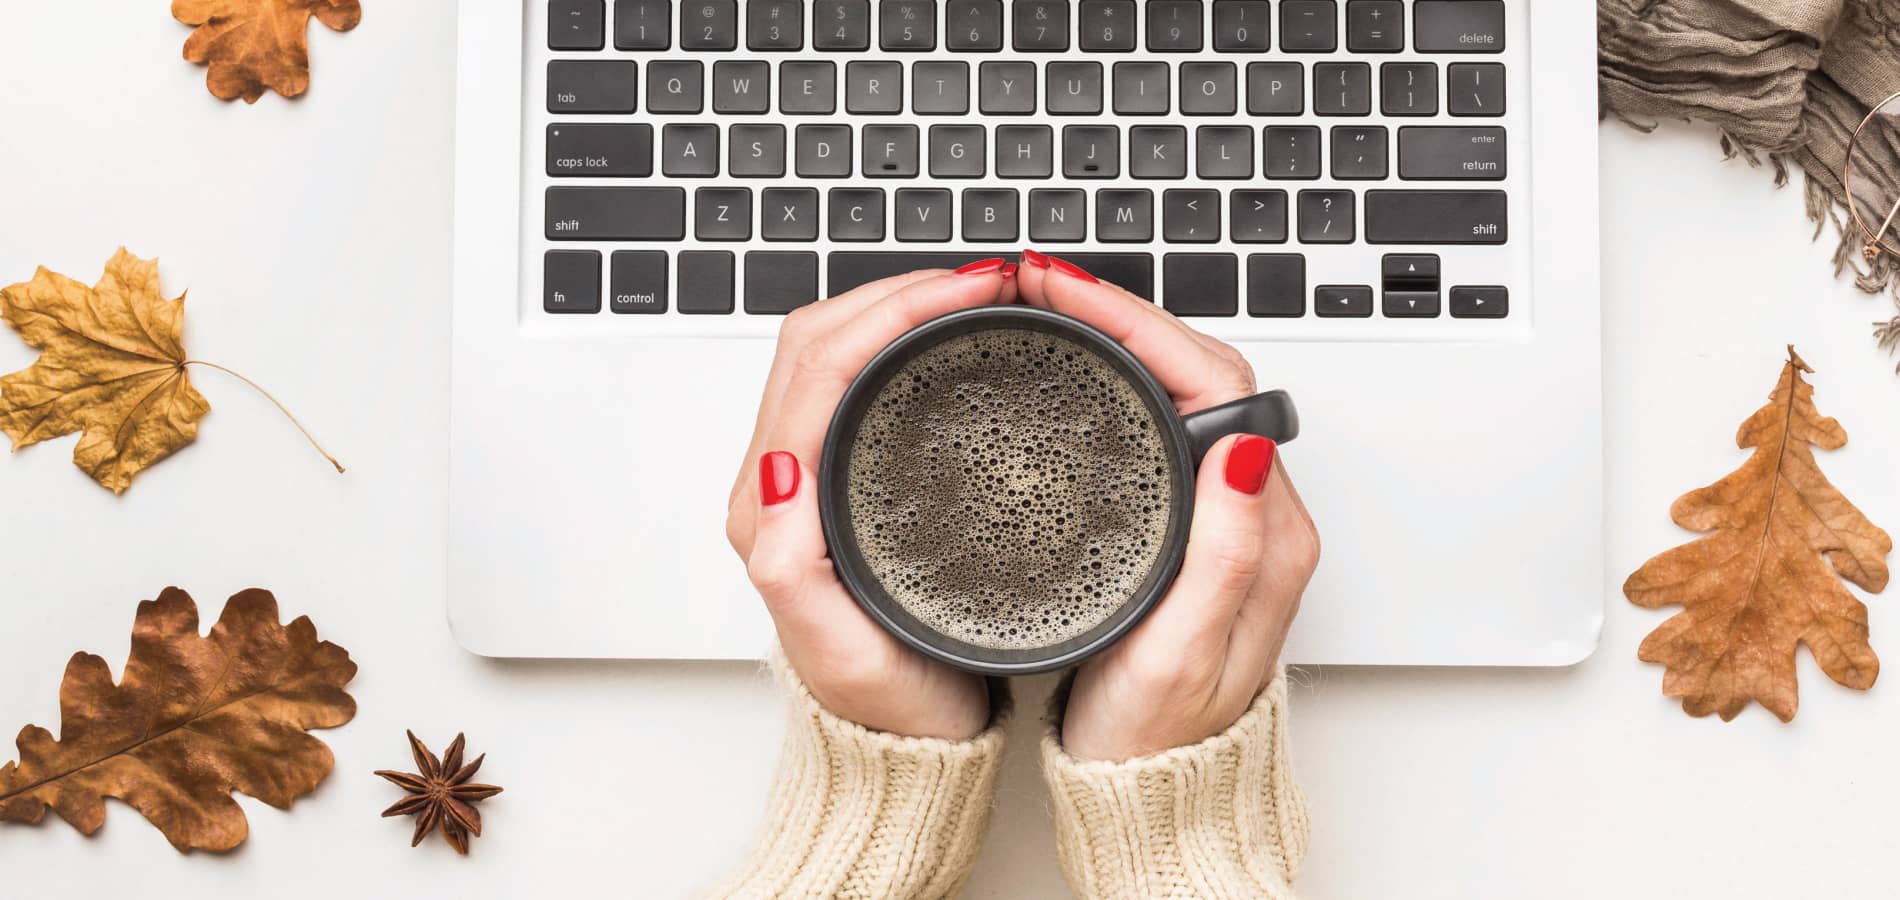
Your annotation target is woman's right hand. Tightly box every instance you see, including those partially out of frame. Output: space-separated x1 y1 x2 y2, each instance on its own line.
724 261 1018 741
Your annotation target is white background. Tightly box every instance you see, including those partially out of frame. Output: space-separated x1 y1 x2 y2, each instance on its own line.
4 4 1900 898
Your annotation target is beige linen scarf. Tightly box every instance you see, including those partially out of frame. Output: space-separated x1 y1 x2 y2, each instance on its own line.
1600 0 1900 363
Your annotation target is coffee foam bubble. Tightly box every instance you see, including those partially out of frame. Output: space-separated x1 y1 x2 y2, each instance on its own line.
845 328 1175 651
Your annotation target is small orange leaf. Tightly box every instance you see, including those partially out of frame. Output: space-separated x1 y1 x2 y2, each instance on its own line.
1625 347 1892 721
173 0 363 103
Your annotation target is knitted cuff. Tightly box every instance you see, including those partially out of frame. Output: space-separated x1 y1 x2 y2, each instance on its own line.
1041 671 1311 900
704 659 1008 900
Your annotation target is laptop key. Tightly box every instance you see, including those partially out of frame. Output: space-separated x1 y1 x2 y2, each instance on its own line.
894 188 955 241
864 124 920 177
880 0 937 51
929 125 986 178
677 250 735 314
1213 1 1271 52
1265 126 1321 179
1130 126 1188 179
1346 0 1404 52
610 250 669 314
745 252 820 314
762 187 820 240
1014 1 1070 51
1314 285 1373 317
1247 254 1305 316
795 124 853 177
1448 63 1506 116
780 62 837 115
546 123 652 177
1415 1 1505 53
1450 285 1508 318
695 188 752 241
547 61 636 113
1297 189 1355 243
1315 62 1372 115
1247 62 1304 115
829 188 887 241
1180 62 1238 115
1232 189 1289 243
1398 127 1506 180
548 0 604 50
712 61 770 114
947 0 1004 51
979 62 1037 114
1280 0 1338 52
1080 1 1138 51
1365 190 1507 243
545 187 685 240
1096 189 1154 242
962 189 1020 242
747 0 804 50
730 124 786 177
913 62 971 115
1147 1 1205 52
1029 189 1088 242
661 124 719 176
846 61 904 114
1162 253 1239 316
1113 62 1170 115
681 1 738 50
996 125 1055 178
614 0 670 49
646 61 704 113
1381 62 1438 116
1063 125 1120 178
1164 190 1222 243
544 250 601 313
814 0 871 50
1331 125 1388 179
1047 62 1104 115
1196 125 1254 179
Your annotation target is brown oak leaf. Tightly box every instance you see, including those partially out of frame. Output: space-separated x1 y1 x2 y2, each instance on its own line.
1625 347 1892 722
173 0 363 103
0 588 357 852
0 248 209 494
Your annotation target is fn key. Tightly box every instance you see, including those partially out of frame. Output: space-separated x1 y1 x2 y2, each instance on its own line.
545 250 601 314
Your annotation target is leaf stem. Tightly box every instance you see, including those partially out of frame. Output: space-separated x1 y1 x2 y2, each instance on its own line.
182 360 345 474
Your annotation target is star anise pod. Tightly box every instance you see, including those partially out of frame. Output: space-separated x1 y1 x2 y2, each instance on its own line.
374 731 503 854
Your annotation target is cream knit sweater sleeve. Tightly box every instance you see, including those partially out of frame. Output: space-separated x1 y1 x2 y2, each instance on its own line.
1041 671 1311 899
704 661 1007 900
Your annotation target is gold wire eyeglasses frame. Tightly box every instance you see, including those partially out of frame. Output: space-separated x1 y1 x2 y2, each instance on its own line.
1845 89 1900 264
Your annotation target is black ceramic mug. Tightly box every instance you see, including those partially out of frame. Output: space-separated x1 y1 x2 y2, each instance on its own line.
817 306 1299 676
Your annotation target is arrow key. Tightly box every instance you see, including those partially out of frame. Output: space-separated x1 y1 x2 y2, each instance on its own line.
1383 290 1440 318
1163 189 1222 243
1450 285 1508 318
1315 284 1373 318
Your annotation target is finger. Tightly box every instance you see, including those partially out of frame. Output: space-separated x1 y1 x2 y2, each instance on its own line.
1018 251 1255 410
730 269 947 507
1227 458 1319 683
1125 434 1278 665
745 450 883 653
764 262 1013 467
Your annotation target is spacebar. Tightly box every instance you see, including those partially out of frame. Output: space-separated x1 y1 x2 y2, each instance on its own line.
828 252 1155 301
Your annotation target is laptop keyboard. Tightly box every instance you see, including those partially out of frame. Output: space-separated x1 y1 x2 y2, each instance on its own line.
531 0 1521 332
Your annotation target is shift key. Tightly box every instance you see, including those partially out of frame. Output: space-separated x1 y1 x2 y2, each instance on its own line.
546 187 686 240
1366 190 1506 244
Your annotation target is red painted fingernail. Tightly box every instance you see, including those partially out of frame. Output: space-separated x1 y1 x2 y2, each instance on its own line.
1224 436 1276 495
759 451 800 506
999 262 1019 279
1048 256 1099 284
1020 248 1051 269
954 257 1007 276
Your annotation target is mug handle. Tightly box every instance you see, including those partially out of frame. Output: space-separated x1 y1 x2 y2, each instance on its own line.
1181 390 1300 468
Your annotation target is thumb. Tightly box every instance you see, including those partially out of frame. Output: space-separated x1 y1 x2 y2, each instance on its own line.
1136 434 1276 658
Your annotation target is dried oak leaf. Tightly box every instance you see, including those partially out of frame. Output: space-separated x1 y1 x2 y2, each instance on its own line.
1625 347 1893 722
0 248 209 494
0 588 357 852
173 0 363 103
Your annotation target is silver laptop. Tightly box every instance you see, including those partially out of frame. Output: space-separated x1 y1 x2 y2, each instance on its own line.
449 0 1603 665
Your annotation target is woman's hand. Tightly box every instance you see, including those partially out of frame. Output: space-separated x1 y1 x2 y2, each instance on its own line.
1014 251 1321 761
725 260 1018 741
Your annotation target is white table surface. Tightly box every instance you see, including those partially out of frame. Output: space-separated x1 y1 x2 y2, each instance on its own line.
5 5 1899 898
